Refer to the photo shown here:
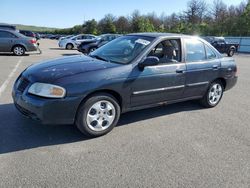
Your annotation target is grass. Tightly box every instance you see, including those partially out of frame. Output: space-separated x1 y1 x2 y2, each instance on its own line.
14 24 58 32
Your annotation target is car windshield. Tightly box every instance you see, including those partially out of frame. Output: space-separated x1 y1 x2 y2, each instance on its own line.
89 35 154 64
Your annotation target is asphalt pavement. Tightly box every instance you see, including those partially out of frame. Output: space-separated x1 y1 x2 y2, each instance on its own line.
0 39 249 188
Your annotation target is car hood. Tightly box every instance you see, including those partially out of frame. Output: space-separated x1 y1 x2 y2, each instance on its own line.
23 55 120 82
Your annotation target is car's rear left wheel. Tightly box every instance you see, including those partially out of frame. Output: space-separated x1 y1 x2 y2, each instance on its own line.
76 93 121 137
200 80 224 108
13 46 25 56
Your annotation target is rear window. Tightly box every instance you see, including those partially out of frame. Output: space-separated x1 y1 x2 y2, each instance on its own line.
185 38 206 62
0 31 16 38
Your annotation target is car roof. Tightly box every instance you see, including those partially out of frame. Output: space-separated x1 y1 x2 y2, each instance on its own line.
0 29 27 37
127 32 189 38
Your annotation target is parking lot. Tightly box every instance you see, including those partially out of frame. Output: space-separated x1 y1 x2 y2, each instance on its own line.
0 39 249 187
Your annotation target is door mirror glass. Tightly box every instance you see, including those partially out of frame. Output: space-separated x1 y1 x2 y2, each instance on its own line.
138 56 159 70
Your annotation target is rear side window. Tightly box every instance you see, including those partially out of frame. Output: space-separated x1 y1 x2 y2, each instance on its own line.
0 31 16 38
185 39 206 62
205 44 217 60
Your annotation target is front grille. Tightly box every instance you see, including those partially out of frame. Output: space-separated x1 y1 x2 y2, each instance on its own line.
17 77 30 93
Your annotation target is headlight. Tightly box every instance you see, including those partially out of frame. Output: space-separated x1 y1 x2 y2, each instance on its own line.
28 83 66 98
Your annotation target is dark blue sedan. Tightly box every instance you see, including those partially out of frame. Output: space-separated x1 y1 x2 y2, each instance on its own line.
12 33 237 137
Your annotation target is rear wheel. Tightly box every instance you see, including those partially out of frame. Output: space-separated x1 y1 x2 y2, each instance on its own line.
13 45 25 56
200 81 224 108
89 47 97 53
76 93 120 137
227 48 235 57
66 43 73 50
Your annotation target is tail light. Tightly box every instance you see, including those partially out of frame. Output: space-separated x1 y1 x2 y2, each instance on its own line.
29 38 36 44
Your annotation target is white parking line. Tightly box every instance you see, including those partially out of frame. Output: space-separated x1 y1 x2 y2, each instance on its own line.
0 57 24 98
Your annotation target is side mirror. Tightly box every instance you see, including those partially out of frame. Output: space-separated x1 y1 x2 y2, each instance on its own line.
138 56 159 70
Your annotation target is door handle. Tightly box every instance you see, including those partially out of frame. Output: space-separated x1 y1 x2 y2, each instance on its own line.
176 69 185 73
212 65 219 70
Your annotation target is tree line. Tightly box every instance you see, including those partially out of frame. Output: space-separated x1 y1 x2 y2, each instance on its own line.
53 0 250 36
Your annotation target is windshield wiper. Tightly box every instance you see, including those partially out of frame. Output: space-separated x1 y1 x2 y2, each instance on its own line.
89 54 109 62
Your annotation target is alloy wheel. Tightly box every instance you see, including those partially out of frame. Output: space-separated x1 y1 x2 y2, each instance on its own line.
86 100 116 131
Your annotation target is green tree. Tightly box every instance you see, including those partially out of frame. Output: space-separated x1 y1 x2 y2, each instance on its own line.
98 14 116 33
239 1 250 35
83 19 98 34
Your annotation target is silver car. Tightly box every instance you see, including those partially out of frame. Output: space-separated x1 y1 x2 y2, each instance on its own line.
58 34 96 50
0 29 38 56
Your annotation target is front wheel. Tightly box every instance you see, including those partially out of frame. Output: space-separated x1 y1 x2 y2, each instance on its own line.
76 93 121 137
66 43 73 50
200 81 224 108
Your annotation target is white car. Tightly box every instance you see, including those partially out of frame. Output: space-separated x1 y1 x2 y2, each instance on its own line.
58 34 96 50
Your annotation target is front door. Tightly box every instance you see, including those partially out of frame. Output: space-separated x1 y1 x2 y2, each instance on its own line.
130 39 186 107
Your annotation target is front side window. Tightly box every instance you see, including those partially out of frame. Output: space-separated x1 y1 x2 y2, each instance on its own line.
148 39 181 63
185 38 206 62
90 35 154 64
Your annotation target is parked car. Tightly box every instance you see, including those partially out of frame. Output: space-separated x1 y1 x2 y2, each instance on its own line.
58 34 96 50
204 36 239 57
13 33 237 137
78 34 122 54
0 24 16 31
34 33 41 40
58 35 74 42
19 30 36 38
0 29 38 55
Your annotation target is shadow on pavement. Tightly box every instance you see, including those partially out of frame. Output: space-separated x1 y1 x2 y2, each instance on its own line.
0 101 203 154
0 53 29 56
49 48 67 50
62 53 80 56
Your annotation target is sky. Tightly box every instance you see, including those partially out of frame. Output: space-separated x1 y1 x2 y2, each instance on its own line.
0 0 244 28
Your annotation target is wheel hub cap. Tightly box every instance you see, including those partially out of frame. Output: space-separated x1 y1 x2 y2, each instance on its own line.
86 100 116 131
208 84 222 105
14 47 23 55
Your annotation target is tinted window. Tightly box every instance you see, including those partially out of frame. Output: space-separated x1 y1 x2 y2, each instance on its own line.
205 44 217 60
185 39 206 62
0 31 16 38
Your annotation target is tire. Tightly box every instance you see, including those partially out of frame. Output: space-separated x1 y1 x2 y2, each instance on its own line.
76 93 121 137
227 48 235 57
13 45 25 56
199 80 224 108
89 47 97 53
66 43 73 50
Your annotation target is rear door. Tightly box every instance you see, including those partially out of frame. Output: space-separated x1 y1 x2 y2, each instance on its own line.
0 31 16 52
130 38 186 107
183 38 221 98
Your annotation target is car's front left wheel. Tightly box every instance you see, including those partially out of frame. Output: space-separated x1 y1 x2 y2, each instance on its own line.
76 93 121 137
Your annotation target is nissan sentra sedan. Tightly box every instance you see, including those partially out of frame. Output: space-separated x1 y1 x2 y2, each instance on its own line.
12 33 237 137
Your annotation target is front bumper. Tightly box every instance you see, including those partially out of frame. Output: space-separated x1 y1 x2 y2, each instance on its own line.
12 79 82 125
